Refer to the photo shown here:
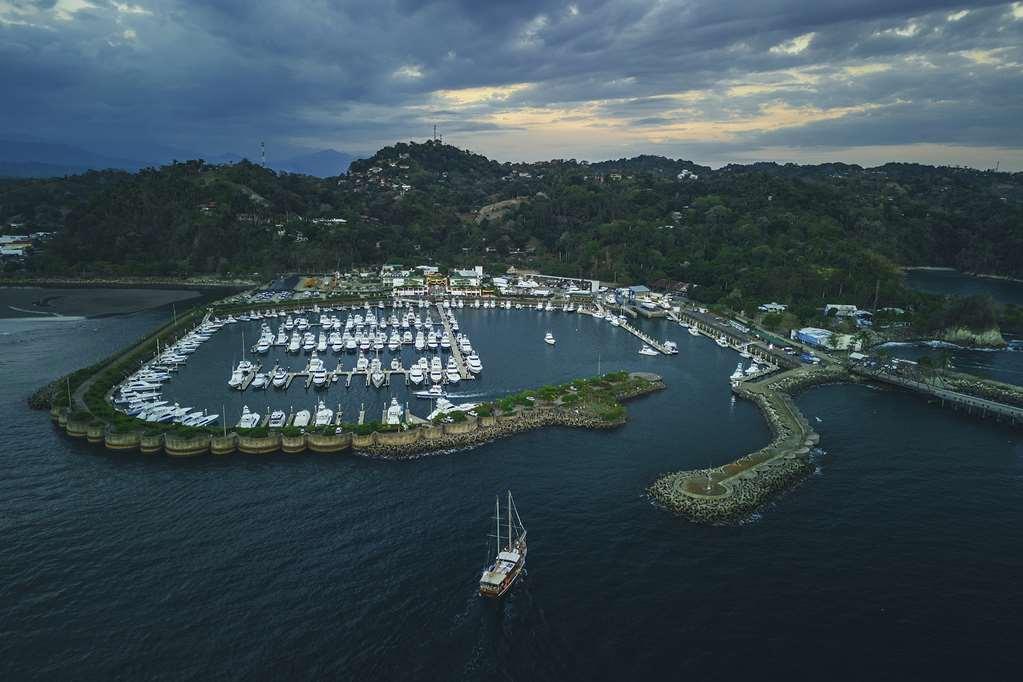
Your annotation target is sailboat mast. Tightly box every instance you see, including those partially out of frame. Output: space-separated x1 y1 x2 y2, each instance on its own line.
507 491 512 550
495 495 500 552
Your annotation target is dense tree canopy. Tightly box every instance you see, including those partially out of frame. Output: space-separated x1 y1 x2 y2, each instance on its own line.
2 141 1021 322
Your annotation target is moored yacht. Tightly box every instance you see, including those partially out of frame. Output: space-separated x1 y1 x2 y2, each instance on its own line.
408 363 425 385
236 405 261 429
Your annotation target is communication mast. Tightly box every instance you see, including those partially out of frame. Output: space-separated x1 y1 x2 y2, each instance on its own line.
260 141 266 167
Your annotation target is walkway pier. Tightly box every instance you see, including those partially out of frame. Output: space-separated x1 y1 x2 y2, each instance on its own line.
852 366 1023 426
617 319 673 354
435 303 472 380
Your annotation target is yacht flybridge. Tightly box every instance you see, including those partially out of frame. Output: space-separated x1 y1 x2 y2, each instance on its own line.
479 491 527 599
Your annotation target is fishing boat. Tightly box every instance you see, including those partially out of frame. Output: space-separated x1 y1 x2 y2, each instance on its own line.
479 491 527 599
544 331 556 345
268 410 286 428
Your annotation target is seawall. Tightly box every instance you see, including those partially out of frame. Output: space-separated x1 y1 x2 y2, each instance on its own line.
48 376 666 459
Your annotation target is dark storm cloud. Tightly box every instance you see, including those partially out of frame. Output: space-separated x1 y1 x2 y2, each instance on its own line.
1 0 1021 165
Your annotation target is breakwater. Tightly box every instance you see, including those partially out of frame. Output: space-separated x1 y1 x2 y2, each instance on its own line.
48 374 665 458
649 365 848 523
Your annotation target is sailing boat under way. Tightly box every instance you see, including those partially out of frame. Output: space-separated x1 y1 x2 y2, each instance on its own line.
479 491 527 599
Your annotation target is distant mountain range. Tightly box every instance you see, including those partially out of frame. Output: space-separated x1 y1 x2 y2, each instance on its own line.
0 139 353 178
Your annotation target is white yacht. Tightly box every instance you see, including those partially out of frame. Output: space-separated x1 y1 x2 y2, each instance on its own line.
638 345 658 356
466 351 483 374
414 384 444 399
271 367 288 388
314 401 334 426
268 410 287 428
716 336 730 348
544 332 556 345
228 368 245 389
370 368 386 388
292 409 311 428
385 398 404 425
730 363 745 381
688 325 700 337
408 364 425 385
663 340 678 354
236 405 261 429
251 372 268 389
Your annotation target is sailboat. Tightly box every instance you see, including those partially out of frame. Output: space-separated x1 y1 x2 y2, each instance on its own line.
479 491 527 599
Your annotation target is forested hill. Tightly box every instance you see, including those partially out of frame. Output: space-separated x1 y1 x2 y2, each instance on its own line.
2 140 1021 314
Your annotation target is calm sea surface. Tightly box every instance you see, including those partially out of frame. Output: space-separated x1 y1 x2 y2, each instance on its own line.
1 294 1021 680
904 268 1023 307
898 269 1023 383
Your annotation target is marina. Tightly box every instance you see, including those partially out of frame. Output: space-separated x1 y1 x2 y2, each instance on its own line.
96 296 697 436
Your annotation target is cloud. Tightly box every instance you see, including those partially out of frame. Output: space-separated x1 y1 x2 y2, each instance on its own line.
769 32 816 55
0 0 1021 168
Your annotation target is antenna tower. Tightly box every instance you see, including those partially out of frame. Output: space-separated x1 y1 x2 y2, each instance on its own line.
260 141 266 167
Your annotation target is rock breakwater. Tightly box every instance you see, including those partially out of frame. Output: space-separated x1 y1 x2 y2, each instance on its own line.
649 365 846 523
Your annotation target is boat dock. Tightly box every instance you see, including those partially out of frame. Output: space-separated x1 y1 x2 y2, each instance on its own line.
617 319 673 354
590 304 673 354
670 309 800 369
276 368 412 391
435 303 472 380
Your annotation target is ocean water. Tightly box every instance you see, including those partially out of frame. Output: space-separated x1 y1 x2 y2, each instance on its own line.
904 268 1023 307
1 301 1022 680
897 269 1023 384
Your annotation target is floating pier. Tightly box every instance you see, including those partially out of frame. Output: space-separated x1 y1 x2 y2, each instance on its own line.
435 302 472 380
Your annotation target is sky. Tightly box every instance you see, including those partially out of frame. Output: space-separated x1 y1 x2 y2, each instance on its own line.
2 0 1023 169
